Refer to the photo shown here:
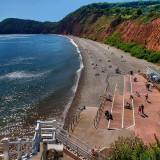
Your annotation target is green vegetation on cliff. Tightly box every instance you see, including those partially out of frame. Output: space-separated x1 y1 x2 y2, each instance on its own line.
104 34 160 64
56 0 160 34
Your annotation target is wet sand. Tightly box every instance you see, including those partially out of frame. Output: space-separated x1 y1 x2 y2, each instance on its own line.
63 36 159 130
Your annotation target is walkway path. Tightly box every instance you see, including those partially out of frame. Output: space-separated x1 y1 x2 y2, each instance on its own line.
132 74 160 143
72 74 160 149
72 107 133 148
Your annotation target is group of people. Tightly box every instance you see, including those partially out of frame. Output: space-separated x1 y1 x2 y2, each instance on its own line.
90 149 98 160
95 73 100 76
106 92 112 102
146 83 150 91
135 77 151 115
134 77 137 82
105 110 113 120
138 104 144 114
115 67 121 74
124 102 132 109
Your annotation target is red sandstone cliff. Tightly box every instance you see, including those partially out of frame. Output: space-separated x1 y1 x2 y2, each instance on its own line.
57 15 160 53
97 17 160 52
116 18 160 52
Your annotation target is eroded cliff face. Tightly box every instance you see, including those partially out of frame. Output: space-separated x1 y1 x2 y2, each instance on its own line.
116 18 160 52
57 15 160 53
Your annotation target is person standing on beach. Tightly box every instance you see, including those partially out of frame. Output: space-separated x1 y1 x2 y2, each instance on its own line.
141 104 144 114
130 95 133 100
145 94 148 101
146 84 150 91
138 106 141 114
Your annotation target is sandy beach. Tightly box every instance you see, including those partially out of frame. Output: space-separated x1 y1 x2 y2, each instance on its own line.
63 36 159 130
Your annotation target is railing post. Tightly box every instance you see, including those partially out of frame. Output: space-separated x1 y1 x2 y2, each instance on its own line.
32 138 35 155
71 123 73 132
37 120 42 143
52 120 57 129
26 138 30 158
42 142 47 160
66 140 68 149
17 138 22 160
35 128 39 154
52 128 56 141
3 138 9 160
77 146 79 157
76 115 77 122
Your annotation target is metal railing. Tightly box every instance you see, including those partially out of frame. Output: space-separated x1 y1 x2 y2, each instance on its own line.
56 125 107 160
0 120 56 160
67 107 85 133
0 138 35 160
0 120 107 160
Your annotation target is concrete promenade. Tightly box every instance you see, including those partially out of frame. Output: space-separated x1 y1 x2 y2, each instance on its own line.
72 74 160 148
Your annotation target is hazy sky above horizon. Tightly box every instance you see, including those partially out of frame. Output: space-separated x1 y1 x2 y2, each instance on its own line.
1 0 137 22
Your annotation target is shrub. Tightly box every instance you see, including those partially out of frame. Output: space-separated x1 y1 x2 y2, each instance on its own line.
107 134 160 160
104 34 160 65
148 53 160 63
108 135 148 160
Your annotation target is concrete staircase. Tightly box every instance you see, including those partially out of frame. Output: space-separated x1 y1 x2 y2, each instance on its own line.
96 75 135 130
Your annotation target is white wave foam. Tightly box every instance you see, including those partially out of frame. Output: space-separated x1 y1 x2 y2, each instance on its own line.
0 71 45 79
1 57 35 67
70 39 81 54
11 57 35 62
59 36 84 126
0 34 31 40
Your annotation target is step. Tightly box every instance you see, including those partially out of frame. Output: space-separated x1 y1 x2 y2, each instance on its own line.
41 133 53 138
109 86 123 129
41 128 55 131
98 93 112 129
123 75 134 128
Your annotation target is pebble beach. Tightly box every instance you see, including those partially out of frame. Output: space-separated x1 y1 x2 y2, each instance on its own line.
63 36 159 130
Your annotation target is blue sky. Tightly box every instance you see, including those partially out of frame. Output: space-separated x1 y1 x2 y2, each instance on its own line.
1 0 135 22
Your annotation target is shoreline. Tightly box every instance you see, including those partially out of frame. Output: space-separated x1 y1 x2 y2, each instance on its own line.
63 36 86 130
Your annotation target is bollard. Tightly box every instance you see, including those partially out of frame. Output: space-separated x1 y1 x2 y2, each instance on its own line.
37 120 42 143
26 138 30 157
3 138 9 160
17 138 22 160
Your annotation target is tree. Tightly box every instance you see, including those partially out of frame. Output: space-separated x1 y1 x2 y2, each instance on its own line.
136 8 142 15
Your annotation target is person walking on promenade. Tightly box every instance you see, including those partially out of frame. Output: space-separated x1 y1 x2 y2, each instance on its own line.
130 95 133 100
146 83 150 91
136 91 140 97
145 94 148 101
138 106 141 114
141 104 144 114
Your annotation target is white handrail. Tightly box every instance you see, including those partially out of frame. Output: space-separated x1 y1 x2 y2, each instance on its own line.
0 120 107 160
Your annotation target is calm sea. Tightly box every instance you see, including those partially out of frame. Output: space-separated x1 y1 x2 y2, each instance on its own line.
0 34 82 138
